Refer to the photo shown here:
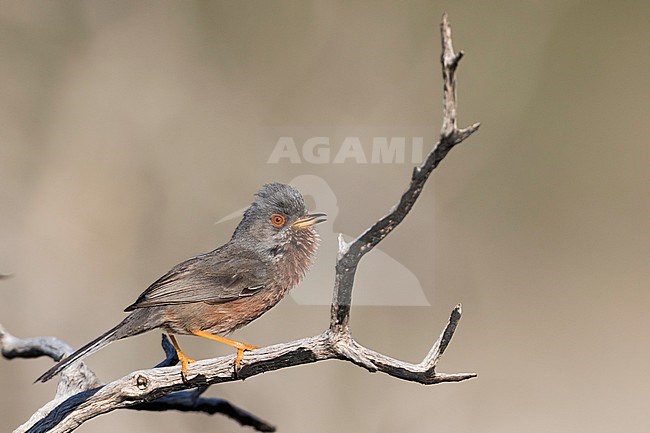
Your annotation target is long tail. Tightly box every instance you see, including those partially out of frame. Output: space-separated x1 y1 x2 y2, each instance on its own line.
35 324 121 383
35 309 158 383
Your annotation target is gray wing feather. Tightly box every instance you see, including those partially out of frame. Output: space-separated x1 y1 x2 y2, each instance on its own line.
124 247 267 311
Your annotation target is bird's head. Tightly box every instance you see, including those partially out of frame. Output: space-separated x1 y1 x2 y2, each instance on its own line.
232 183 326 258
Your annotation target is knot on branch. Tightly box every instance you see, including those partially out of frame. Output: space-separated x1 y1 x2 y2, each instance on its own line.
135 375 149 390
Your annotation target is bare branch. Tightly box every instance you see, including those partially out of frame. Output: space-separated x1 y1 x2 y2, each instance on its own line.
1 329 276 432
0 324 102 398
330 12 480 331
5 13 479 433
0 324 72 361
8 304 473 433
331 305 475 384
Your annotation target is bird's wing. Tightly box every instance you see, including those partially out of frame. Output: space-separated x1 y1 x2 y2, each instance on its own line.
124 248 268 311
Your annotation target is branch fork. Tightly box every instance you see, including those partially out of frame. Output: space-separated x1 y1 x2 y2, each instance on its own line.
2 13 479 433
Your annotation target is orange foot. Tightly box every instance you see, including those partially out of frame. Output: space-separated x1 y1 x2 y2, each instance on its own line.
168 334 196 380
234 342 259 372
177 350 196 380
191 330 258 373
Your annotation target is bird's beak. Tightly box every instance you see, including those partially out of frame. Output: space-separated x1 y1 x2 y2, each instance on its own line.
292 212 327 229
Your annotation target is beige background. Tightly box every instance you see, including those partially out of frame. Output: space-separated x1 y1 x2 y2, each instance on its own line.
1 1 649 432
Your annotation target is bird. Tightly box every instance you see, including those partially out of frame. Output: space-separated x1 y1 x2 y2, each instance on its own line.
37 183 326 383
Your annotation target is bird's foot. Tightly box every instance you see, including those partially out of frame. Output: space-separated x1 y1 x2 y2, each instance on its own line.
189 330 258 376
168 334 196 381
234 343 258 376
179 351 196 381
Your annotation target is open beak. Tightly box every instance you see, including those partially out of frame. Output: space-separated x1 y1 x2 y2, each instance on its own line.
292 212 327 229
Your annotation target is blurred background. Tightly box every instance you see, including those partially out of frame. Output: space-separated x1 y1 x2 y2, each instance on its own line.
1 1 649 432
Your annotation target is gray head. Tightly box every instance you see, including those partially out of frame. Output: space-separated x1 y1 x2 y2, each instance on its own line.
232 183 326 255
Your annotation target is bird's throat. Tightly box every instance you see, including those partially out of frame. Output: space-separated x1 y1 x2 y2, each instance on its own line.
273 227 320 291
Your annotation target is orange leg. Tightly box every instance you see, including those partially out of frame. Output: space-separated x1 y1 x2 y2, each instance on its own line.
191 330 258 370
168 334 196 380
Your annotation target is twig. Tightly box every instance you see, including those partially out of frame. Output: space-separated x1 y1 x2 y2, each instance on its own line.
3 13 479 433
330 13 480 332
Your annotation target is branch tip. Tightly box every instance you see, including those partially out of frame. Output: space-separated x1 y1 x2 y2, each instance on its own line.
337 233 349 255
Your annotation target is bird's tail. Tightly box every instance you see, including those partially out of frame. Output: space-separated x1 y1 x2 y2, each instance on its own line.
35 324 121 383
35 309 158 383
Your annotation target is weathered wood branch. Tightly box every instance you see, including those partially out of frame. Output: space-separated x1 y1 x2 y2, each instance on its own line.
4 309 472 433
330 13 479 332
0 328 276 432
2 13 479 433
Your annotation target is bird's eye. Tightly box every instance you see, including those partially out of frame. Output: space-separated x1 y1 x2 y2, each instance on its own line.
270 213 285 227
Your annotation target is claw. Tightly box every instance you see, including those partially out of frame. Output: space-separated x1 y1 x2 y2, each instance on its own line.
178 351 196 380
234 343 257 371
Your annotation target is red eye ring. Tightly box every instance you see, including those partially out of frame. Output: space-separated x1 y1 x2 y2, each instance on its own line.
270 213 285 227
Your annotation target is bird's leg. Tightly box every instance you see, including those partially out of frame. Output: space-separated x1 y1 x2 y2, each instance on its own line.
168 334 195 380
191 330 258 371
